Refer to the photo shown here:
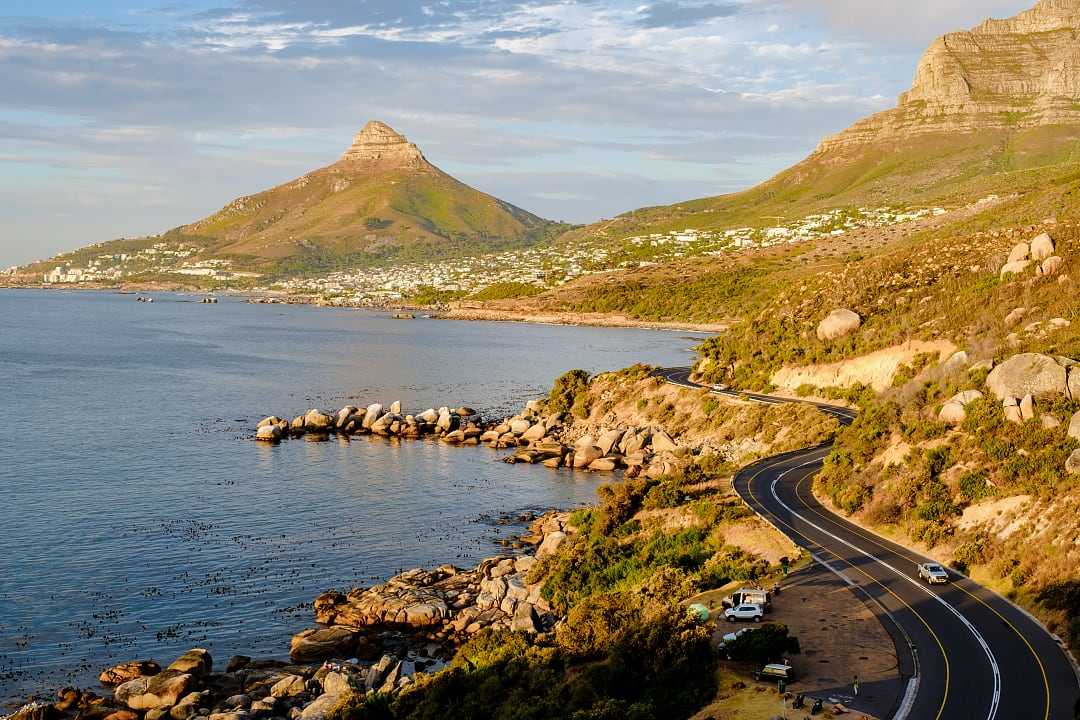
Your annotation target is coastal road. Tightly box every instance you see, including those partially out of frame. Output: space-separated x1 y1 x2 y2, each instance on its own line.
657 367 1080 720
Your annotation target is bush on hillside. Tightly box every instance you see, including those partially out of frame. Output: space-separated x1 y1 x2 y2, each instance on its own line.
375 594 716 720
549 369 592 418
723 624 801 663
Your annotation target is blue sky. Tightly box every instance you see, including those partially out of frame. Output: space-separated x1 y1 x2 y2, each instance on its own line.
0 0 1032 266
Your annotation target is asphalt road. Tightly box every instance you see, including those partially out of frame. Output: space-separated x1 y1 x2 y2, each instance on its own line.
657 367 1080 720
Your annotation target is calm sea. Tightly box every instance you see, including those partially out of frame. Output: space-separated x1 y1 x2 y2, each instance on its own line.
0 290 702 704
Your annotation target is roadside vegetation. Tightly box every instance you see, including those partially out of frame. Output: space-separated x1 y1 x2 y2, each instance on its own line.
672 223 1079 654
333 458 786 720
328 369 826 720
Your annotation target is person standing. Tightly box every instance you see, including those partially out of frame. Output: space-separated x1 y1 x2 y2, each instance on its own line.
853 675 860 697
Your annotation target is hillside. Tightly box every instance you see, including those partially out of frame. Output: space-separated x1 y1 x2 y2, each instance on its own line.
14 122 565 285
556 0 1080 249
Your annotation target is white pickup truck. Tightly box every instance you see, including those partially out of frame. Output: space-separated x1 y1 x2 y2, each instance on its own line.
918 562 950 585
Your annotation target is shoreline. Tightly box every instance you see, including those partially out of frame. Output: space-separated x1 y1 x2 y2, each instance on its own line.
1 285 727 334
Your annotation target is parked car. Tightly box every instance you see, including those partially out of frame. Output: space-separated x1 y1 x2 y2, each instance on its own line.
918 562 950 585
724 603 764 623
720 627 751 645
722 587 771 611
753 663 795 683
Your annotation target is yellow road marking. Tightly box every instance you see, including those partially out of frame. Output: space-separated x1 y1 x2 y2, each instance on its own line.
742 455 951 720
793 472 1052 720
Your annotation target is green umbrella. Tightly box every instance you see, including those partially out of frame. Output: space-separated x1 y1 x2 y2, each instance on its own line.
687 603 711 622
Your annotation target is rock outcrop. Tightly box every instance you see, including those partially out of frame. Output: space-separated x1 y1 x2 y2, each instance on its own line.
985 353 1070 399
340 121 428 170
816 309 862 342
312 522 567 643
939 390 983 425
817 0 1080 151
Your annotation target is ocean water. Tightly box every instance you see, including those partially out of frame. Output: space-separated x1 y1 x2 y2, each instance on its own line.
0 290 703 704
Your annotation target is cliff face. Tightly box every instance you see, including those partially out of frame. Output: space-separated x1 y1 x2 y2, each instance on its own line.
340 121 429 170
819 0 1080 152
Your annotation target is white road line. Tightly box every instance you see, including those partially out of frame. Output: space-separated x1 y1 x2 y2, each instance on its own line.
767 457 1002 720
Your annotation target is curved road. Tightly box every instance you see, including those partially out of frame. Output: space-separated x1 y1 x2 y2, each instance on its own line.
658 367 1079 720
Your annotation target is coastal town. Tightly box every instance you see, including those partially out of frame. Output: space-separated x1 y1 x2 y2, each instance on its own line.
3 205 945 308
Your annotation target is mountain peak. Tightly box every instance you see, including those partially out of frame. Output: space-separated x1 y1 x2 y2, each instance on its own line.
340 120 428 169
816 0 1080 153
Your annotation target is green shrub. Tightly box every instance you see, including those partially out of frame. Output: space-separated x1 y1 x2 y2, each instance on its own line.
723 624 801 663
958 470 994 504
549 369 592 417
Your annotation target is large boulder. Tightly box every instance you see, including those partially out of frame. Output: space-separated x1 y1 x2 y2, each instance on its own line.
522 423 547 442
1068 413 1080 441
511 603 540 633
536 531 567 560
938 402 967 425
255 425 282 442
1000 260 1032 277
100 660 161 686
362 404 384 430
1067 450 1080 476
169 692 208 720
508 418 532 435
269 675 308 699
168 649 211 677
1070 367 1080 400
571 446 602 469
304 410 334 431
115 671 193 710
300 694 340 720
1030 233 1055 262
289 627 358 663
650 430 678 453
985 354 1069 400
1042 256 1064 276
816 309 862 341
1007 242 1030 263
597 429 625 456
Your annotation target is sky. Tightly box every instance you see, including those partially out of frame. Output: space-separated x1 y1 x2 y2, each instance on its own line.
0 0 1033 267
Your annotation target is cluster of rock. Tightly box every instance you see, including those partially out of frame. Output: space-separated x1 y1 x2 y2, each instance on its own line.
999 232 1066 280
7 513 577 720
6 648 359 720
308 513 572 648
255 402 483 445
255 397 688 477
937 350 1080 474
495 399 686 476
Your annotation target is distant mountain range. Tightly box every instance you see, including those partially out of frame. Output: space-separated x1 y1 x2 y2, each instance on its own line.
15 0 1080 289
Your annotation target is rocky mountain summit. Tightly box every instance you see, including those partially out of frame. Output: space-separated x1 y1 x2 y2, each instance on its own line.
339 121 428 170
819 0 1080 151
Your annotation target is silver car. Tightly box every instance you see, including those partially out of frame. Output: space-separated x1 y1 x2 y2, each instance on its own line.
918 562 949 584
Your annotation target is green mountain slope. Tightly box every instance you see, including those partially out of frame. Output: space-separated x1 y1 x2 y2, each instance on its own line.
566 0 1080 247
18 121 566 284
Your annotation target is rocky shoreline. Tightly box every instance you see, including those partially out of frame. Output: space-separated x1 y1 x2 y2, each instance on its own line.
3 511 574 720
7 387 707 720
254 399 694 478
